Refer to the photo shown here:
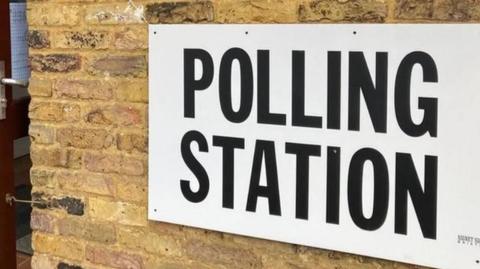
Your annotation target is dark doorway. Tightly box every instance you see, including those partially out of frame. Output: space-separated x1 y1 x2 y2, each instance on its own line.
10 0 32 260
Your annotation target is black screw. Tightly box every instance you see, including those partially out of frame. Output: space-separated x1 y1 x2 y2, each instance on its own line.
154 31 157 35
476 260 479 264
353 31 357 35
245 31 249 35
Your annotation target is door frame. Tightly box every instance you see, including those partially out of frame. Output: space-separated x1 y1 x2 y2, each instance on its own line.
0 0 17 267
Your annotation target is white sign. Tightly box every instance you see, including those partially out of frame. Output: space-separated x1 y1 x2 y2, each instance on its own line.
149 25 480 269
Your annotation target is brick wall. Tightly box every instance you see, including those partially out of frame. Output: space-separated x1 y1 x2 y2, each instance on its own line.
26 1 479 268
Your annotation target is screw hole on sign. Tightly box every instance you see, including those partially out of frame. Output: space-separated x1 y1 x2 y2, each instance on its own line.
476 260 479 264
154 209 157 212
353 31 357 35
154 31 157 35
245 31 249 35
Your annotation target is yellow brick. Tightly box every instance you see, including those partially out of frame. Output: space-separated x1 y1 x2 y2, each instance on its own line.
29 101 80 122
32 232 85 261
28 4 80 26
56 128 114 150
29 77 52 97
118 226 182 256
30 145 82 169
84 152 146 176
57 171 115 196
88 197 147 226
57 217 116 244
115 79 148 103
214 0 299 23
146 256 211 269
115 179 146 203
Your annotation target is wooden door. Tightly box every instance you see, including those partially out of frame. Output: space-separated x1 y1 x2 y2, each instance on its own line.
0 1 17 268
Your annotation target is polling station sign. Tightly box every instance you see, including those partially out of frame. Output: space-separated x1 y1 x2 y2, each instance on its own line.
148 25 480 268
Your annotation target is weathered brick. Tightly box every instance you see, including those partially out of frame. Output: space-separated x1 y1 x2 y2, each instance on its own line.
31 254 58 269
84 152 145 176
58 217 116 244
86 55 146 77
57 171 115 196
29 124 55 144
57 128 113 149
33 192 85 216
85 3 146 25
57 262 83 269
395 0 433 19
145 2 214 23
55 197 85 216
29 78 52 97
299 0 388 22
29 101 80 122
86 245 144 269
114 27 148 50
117 133 147 153
185 239 262 268
28 4 80 26
53 31 110 49
395 0 480 22
28 30 50 49
84 104 145 127
88 197 147 226
30 210 56 233
396 0 480 21
32 233 85 261
434 0 480 21
53 79 114 100
30 54 81 73
30 168 56 188
214 0 298 23
31 146 82 169
117 226 182 256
